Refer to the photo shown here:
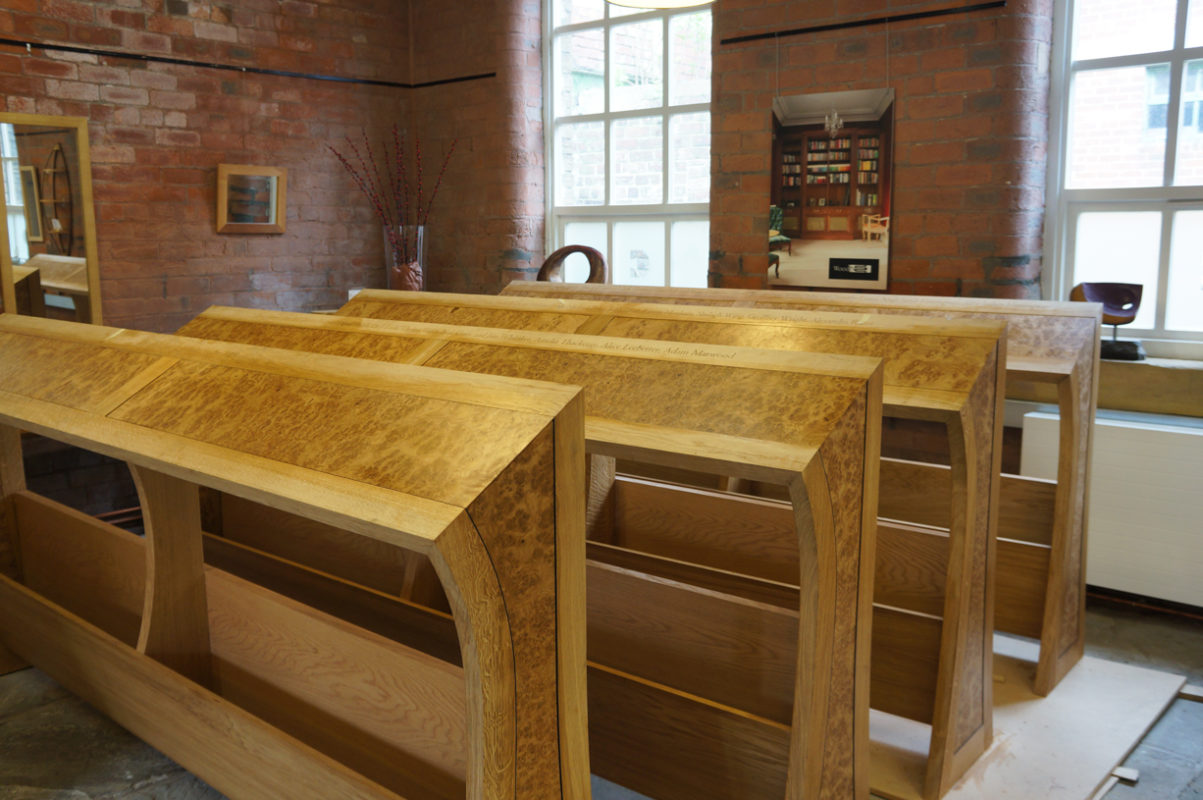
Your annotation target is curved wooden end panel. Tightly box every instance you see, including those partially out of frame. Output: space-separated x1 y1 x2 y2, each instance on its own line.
130 465 212 687
1035 371 1088 696
923 403 993 800
429 512 517 800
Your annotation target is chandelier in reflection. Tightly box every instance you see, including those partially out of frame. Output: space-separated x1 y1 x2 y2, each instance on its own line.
825 108 844 137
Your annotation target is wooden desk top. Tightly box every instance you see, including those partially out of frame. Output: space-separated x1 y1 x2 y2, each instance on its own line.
24 254 88 295
0 314 579 546
500 281 1099 376
181 305 883 482
338 289 1005 420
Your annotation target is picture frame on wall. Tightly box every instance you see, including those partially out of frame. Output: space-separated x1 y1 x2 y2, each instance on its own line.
20 165 43 243
769 88 894 290
216 164 287 234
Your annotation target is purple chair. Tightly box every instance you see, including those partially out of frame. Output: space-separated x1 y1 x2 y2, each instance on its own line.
1070 282 1146 360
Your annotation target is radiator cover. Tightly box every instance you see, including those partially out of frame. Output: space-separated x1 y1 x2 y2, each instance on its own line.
1021 410 1203 608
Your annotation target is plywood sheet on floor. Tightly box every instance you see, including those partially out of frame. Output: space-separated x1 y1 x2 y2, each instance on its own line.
870 635 1185 800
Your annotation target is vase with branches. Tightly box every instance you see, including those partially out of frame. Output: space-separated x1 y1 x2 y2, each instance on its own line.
329 125 456 291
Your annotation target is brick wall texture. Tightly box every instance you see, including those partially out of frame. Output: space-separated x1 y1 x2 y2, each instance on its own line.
2 0 1053 329
710 0 1053 295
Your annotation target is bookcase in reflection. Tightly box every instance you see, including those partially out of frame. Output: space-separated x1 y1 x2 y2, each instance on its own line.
774 124 889 242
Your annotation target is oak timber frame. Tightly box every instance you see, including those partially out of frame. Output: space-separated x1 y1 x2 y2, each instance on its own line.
329 291 1006 800
0 314 589 800
503 281 1102 699
177 305 884 800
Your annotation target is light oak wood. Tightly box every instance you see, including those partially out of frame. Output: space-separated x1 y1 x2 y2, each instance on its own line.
212 492 450 611
879 459 1057 548
0 314 587 800
179 304 884 800
13 490 145 645
25 254 91 322
587 559 798 724
501 281 1101 703
0 427 27 675
131 466 212 685
0 572 406 800
332 290 1002 798
587 663 791 800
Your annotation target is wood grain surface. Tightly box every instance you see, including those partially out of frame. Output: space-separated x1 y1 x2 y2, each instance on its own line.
179 304 883 800
334 290 1007 798
0 314 586 800
501 280 1101 700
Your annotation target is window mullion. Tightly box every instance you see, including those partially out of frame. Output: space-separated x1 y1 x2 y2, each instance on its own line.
1155 206 1175 331
1164 51 1185 185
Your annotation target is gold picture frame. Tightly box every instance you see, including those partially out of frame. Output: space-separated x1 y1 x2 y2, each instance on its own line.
20 165 43 242
216 164 286 234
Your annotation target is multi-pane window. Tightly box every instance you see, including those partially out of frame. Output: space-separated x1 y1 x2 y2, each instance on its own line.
1048 0 1203 350
1 124 30 265
547 0 711 286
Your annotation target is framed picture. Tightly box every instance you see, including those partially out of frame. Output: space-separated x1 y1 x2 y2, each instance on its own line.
768 88 894 290
216 164 286 234
20 165 43 243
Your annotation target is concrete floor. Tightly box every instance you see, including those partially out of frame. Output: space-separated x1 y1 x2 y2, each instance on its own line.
0 597 1199 800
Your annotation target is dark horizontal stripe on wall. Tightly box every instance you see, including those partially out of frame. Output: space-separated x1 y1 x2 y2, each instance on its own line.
0 37 495 89
719 1 1007 46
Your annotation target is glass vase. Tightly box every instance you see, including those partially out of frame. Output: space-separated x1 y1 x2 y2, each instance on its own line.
385 224 425 291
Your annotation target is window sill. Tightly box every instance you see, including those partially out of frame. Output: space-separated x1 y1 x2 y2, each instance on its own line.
1010 356 1203 418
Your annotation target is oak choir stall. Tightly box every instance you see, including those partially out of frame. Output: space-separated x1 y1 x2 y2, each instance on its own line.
0 314 589 800
0 282 1104 800
504 282 1102 696
334 290 1008 800
176 305 884 800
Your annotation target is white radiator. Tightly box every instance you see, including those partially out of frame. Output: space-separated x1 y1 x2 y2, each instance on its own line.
1021 410 1203 608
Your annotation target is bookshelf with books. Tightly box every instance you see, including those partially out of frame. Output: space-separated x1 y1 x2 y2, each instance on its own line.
773 118 890 241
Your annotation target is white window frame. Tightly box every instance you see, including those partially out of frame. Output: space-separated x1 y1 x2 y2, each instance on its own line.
1045 0 1203 358
545 3 711 287
1 123 30 265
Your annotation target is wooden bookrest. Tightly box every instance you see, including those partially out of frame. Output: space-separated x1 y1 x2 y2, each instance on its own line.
24 254 91 322
333 291 1006 799
178 305 884 800
502 281 1101 699
0 314 589 800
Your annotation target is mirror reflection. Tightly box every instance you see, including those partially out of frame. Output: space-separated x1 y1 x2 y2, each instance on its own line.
769 88 894 290
0 113 101 323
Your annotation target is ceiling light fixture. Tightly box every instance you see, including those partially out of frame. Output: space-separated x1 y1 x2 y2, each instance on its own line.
825 108 844 137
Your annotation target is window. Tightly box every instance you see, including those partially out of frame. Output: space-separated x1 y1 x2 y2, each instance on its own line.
1047 0 1203 353
546 0 711 286
1 124 30 265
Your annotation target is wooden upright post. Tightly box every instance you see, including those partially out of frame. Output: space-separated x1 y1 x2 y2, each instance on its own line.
0 425 28 674
131 465 213 686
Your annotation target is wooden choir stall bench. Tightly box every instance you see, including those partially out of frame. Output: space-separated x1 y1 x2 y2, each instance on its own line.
0 314 591 800
176 306 884 800
503 281 1102 699
333 290 1008 800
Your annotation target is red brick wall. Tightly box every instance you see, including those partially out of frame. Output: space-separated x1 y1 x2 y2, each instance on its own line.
3 0 1056 324
2 0 413 332
408 0 546 292
710 0 1052 297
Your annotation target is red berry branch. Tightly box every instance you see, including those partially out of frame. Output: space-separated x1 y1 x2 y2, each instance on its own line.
329 124 456 287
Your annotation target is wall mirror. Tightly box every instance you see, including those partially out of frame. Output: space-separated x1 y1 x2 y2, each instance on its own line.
216 164 286 234
0 112 101 324
770 88 894 290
